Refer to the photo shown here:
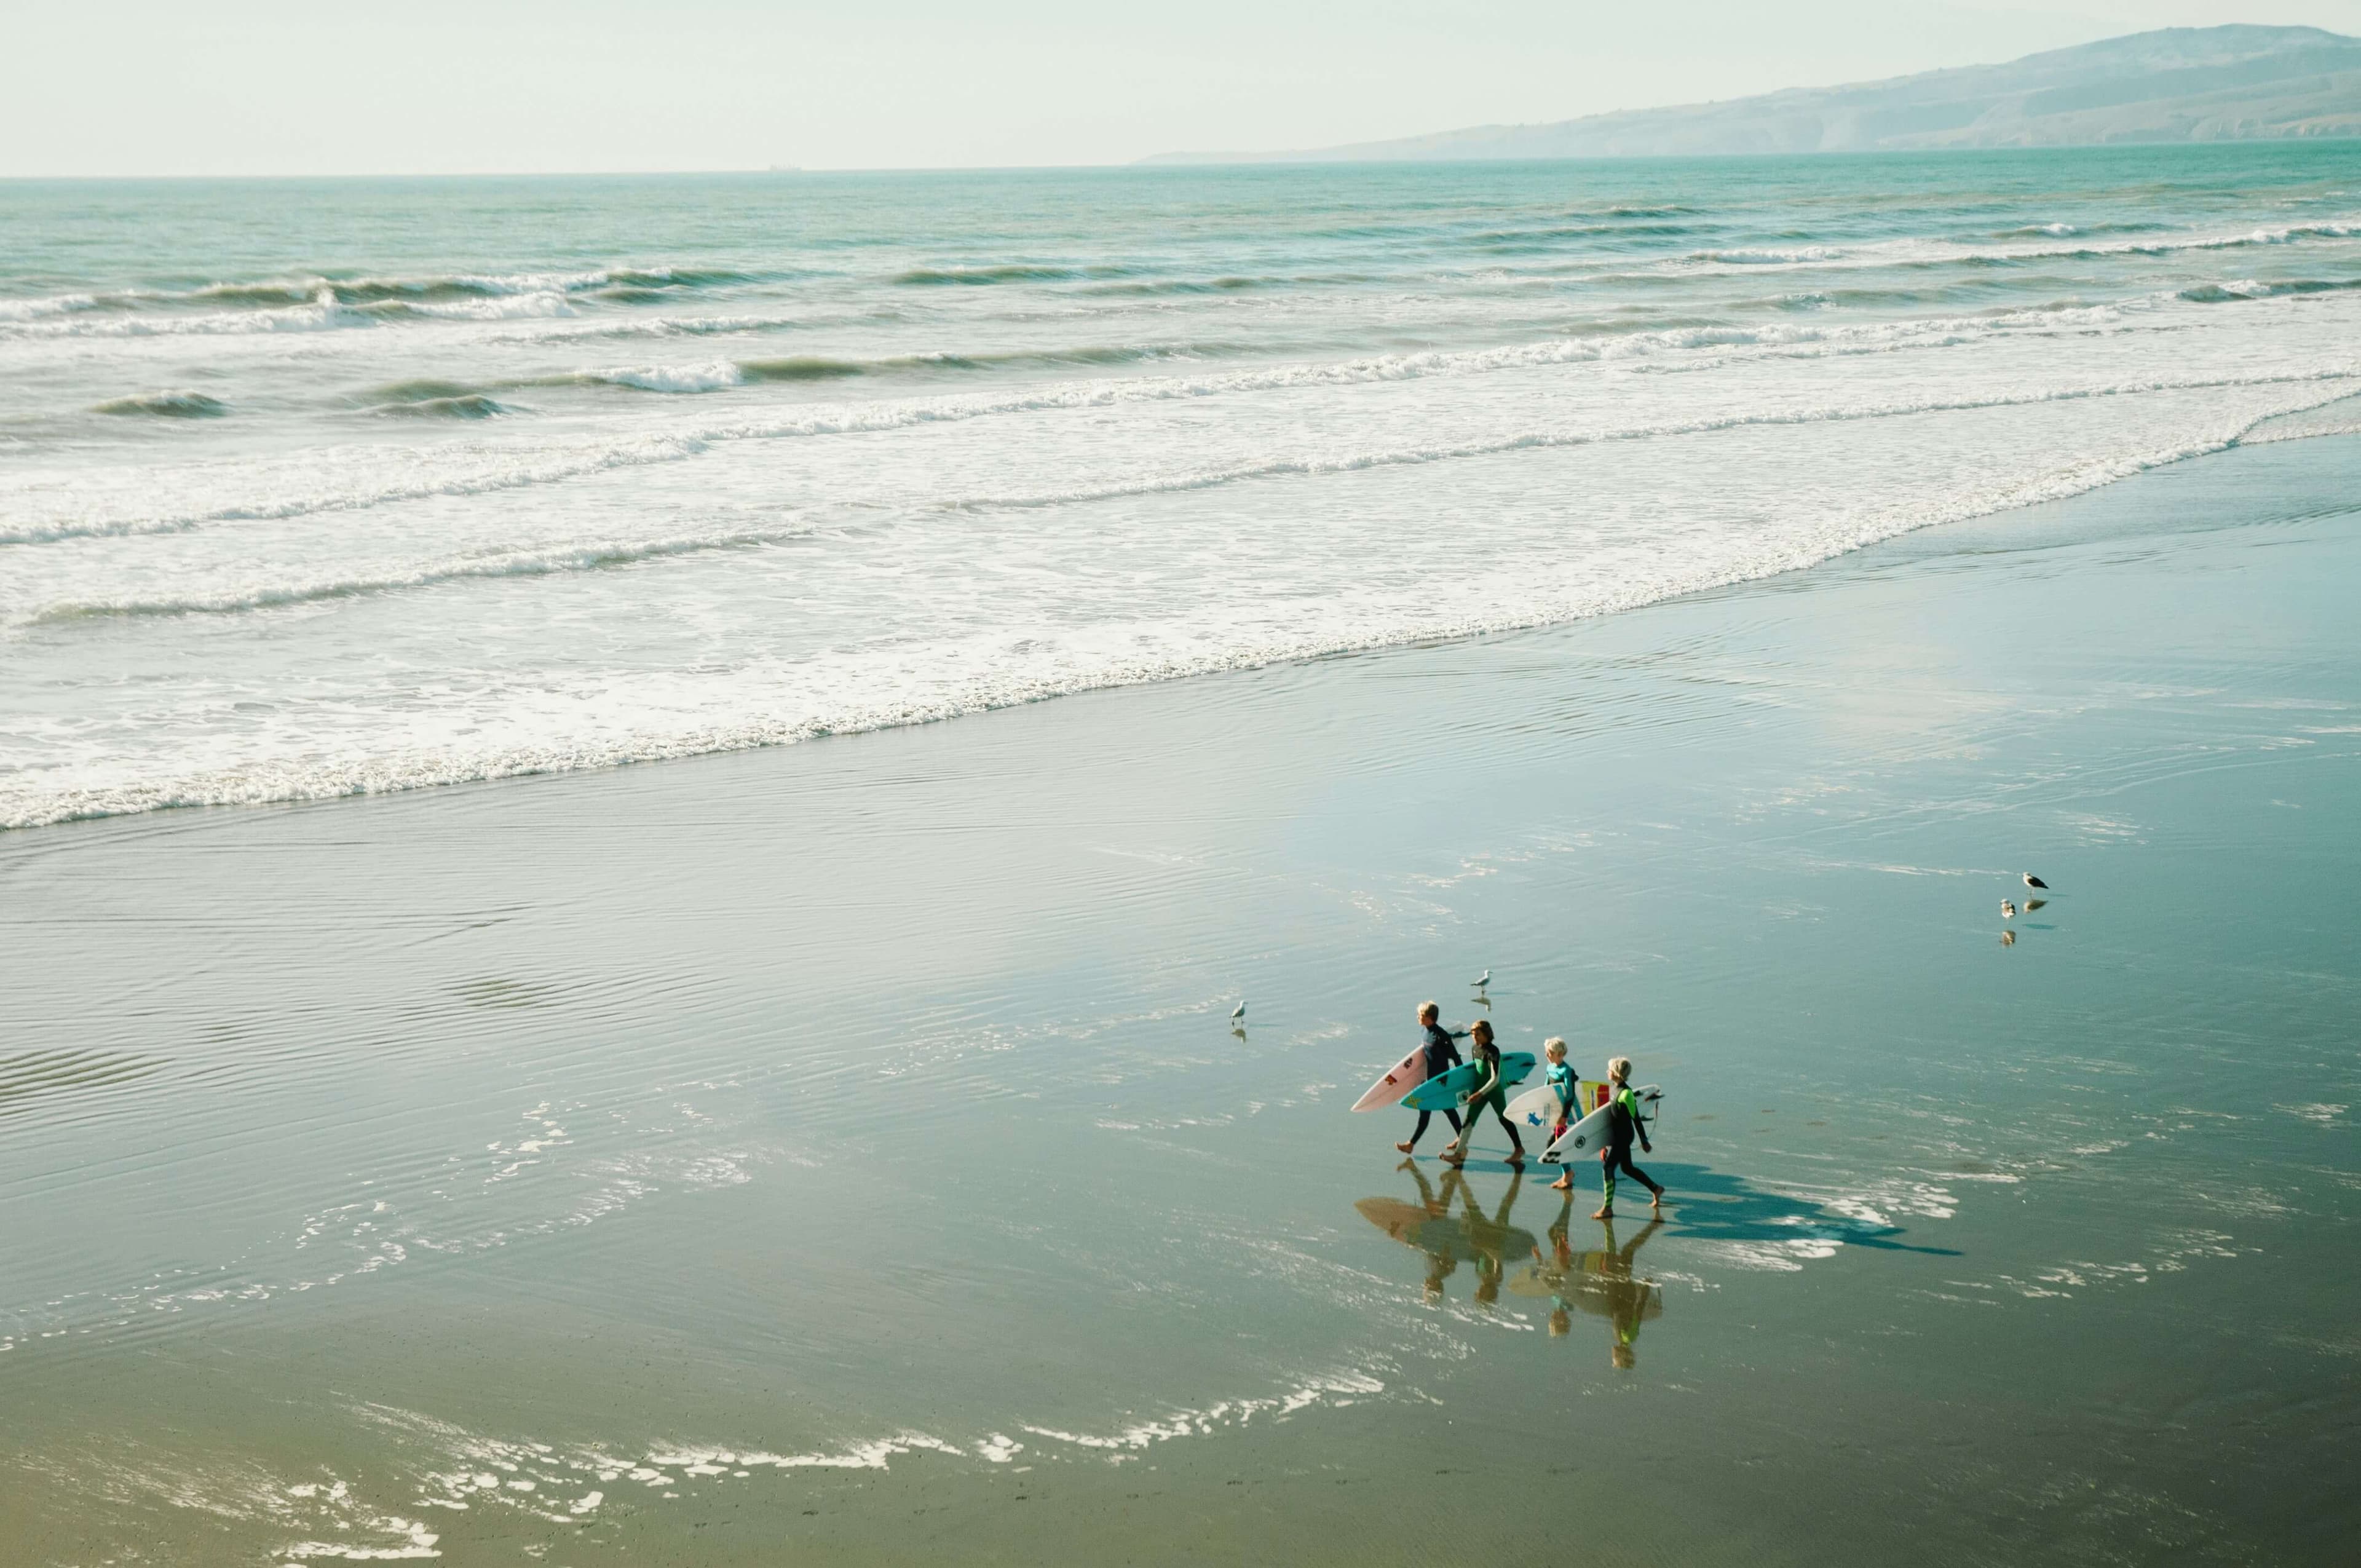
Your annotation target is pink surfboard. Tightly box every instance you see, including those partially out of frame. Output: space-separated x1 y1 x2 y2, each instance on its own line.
1351 1047 1430 1112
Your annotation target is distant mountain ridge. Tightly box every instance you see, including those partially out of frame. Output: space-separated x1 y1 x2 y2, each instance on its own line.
1144 25 2361 164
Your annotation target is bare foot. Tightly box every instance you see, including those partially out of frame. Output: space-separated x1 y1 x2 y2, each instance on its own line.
1394 1141 1415 1154
1591 1208 1613 1220
1549 1176 1572 1192
1651 1190 1665 1209
1505 1152 1525 1168
1441 1152 1467 1167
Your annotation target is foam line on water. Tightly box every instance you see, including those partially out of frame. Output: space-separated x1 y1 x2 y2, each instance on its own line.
0 294 2300 548
21 530 802 624
19 370 2354 630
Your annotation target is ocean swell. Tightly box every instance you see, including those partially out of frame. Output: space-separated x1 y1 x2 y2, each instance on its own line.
93 390 230 419
1 299 2334 548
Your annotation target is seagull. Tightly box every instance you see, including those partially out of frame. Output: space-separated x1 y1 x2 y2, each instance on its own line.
2001 900 2016 918
1230 1000 1246 1023
2022 873 2049 891
1473 969 1490 989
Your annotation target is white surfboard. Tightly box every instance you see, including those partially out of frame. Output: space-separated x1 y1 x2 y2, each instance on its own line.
1508 1077 1606 1140
1541 1085 1660 1163
1505 1082 1572 1138
1351 1047 1429 1112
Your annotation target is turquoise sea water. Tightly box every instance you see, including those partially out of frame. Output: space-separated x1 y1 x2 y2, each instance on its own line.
3 152 2359 1564
7 147 2361 827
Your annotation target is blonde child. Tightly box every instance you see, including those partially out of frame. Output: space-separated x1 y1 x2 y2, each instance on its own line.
1593 1056 1664 1219
1542 1038 1581 1192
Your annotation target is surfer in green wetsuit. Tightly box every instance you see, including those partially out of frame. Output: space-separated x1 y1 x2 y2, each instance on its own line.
1441 1019 1526 1168
1592 1055 1664 1219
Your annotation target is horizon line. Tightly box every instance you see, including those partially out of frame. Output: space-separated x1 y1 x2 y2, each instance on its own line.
0 141 2315 184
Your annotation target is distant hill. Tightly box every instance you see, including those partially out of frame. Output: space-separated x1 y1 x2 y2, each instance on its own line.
1144 25 2361 164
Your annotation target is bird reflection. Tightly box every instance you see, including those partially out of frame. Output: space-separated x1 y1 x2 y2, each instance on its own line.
1231 1026 1248 1042
2000 929 2016 946
1357 1163 1538 1310
1513 1194 1663 1368
2023 898 2047 913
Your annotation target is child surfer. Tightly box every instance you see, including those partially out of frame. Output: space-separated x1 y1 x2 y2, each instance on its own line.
1592 1056 1664 1219
1541 1037 1582 1192
1442 1019 1526 1168
1395 1002 1466 1155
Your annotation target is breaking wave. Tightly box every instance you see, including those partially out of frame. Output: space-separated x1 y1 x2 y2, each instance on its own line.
2179 277 2361 303
92 390 230 419
365 394 512 419
0 266 762 337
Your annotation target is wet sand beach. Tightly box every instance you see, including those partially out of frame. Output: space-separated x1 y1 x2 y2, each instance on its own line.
4 434 2358 1565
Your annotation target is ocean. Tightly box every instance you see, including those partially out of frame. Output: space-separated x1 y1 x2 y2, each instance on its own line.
7 145 2361 830
4 151 2359 1566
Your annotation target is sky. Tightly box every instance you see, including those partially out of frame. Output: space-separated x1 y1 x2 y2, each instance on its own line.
6 2 2361 176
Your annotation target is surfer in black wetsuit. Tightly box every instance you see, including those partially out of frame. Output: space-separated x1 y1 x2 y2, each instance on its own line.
1395 1001 1466 1154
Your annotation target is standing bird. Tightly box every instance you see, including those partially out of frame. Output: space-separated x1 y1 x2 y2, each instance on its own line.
1473 969 1490 991
2022 873 2049 891
1230 999 1246 1024
2001 900 2016 919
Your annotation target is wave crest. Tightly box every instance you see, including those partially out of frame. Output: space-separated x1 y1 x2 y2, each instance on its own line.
92 390 231 419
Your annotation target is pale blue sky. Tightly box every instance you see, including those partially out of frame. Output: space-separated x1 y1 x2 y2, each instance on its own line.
6 2 2360 176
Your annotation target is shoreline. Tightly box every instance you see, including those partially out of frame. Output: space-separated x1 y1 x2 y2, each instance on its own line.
4 432 2357 1564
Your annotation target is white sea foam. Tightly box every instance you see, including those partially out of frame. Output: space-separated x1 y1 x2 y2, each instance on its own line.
408 291 577 322
0 398 2301 829
1664 214 2361 275
0 291 99 322
1701 246 1845 264
0 288 368 338
579 360 746 393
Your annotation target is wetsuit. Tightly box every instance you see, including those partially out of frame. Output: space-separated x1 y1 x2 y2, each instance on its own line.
1445 1040 1526 1159
1402 1023 1465 1150
1598 1082 1663 1210
1544 1059 1578 1138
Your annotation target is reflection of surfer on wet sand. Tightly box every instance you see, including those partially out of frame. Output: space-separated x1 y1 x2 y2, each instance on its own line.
1517 1192 1663 1368
1355 1162 1539 1308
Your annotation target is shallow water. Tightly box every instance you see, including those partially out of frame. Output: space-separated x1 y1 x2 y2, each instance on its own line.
3 435 2355 1564
9 148 2361 828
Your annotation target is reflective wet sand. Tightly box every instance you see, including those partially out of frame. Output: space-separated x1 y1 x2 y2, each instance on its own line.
3 437 2357 1564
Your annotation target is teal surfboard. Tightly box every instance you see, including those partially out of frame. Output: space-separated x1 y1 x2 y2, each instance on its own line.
1402 1051 1535 1112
